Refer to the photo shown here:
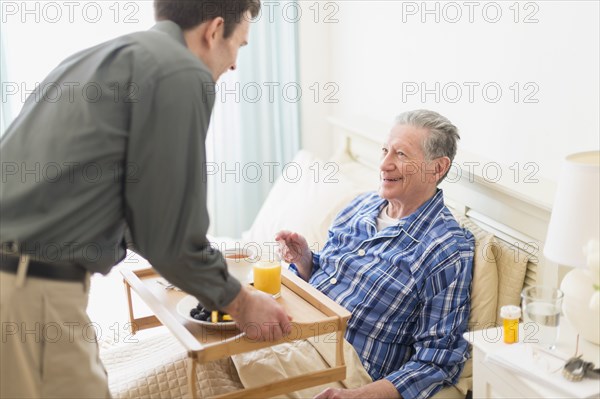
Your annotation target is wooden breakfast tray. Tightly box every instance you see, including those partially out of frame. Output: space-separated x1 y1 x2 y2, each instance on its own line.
121 267 351 399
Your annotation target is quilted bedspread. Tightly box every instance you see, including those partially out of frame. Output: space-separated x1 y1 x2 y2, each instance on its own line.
100 329 465 399
100 331 243 398
100 330 372 398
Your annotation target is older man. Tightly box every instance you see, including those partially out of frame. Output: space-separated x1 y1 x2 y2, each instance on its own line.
277 110 474 399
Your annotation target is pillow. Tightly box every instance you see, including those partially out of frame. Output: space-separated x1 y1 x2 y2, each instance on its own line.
330 150 380 191
492 242 530 324
449 211 499 396
244 151 370 250
469 234 500 330
449 211 500 329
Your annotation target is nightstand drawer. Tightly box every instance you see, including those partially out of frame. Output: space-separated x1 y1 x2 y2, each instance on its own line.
473 346 556 399
467 323 600 399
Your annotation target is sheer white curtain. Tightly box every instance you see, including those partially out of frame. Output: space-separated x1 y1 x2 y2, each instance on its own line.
1 1 301 238
1 34 11 133
207 2 301 238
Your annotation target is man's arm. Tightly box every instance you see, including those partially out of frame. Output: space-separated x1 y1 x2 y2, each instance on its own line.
276 230 316 281
124 69 291 340
287 251 322 281
124 69 239 310
278 192 375 281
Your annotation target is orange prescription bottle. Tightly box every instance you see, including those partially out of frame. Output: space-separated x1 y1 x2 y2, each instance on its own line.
501 305 521 344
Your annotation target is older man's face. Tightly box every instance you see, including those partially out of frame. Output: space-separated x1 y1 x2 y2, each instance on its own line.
378 124 439 204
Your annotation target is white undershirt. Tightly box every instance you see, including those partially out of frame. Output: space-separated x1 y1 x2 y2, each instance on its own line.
376 205 401 231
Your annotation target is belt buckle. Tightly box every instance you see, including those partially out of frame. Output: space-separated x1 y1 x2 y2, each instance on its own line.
0 243 29 287
0 241 20 258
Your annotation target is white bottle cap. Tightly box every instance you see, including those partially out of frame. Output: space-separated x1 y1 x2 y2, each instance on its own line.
500 305 521 319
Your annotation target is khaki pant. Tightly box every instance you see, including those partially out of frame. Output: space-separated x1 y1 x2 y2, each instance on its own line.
1 265 110 398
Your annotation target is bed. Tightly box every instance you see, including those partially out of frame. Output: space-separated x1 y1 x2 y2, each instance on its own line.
100 116 554 398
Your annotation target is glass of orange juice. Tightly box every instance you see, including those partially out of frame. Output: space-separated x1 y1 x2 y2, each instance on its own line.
253 259 281 298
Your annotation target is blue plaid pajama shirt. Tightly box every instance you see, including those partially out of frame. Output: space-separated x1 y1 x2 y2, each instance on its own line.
290 189 474 399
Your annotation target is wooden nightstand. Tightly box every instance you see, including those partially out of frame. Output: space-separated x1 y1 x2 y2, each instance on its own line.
465 318 600 398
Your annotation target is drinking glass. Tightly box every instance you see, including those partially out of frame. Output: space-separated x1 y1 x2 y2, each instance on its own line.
521 286 564 350
253 251 282 298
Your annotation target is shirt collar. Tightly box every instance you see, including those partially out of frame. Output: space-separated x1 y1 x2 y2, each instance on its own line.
151 20 187 48
363 189 446 238
399 189 446 235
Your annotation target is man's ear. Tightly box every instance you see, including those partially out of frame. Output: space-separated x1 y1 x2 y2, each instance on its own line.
435 157 451 181
203 17 225 48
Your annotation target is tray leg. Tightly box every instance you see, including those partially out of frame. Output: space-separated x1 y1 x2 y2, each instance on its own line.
123 280 137 335
336 329 346 367
186 355 198 399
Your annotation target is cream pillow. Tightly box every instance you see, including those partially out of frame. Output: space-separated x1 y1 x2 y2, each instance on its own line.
450 211 500 330
330 151 380 192
449 212 499 396
492 241 530 324
453 234 498 394
244 151 368 250
469 234 500 330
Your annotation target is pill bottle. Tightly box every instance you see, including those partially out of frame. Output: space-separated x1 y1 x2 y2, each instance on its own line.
500 305 521 344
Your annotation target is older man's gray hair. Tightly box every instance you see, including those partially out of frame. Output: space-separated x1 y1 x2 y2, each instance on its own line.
395 109 460 160
395 109 460 182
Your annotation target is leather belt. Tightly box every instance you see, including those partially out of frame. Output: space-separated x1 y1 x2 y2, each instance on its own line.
0 255 87 283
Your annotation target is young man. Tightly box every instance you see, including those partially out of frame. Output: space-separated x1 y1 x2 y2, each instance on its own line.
0 1 291 397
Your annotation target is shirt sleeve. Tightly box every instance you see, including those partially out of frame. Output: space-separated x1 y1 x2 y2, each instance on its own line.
384 255 473 399
288 251 322 279
289 192 373 280
311 251 321 274
124 68 241 310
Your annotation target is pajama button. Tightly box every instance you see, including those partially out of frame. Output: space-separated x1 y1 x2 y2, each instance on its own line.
358 249 366 256
330 277 337 285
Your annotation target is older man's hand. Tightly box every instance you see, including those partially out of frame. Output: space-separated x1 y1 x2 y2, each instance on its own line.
314 381 401 399
275 230 313 281
313 388 362 399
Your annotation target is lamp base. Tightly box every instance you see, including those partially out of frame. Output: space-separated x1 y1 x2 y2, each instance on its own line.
560 268 600 345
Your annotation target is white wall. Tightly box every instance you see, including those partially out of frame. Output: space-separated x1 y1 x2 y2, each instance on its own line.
299 1 599 183
297 2 334 160
1 1 156 126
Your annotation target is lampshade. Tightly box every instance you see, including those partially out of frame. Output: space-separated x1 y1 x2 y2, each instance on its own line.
544 151 600 268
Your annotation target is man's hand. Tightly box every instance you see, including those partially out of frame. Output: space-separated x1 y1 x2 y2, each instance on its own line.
223 286 292 341
313 388 363 399
314 380 400 399
275 230 313 281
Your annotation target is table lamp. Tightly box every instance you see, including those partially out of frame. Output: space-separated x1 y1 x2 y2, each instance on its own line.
544 151 600 345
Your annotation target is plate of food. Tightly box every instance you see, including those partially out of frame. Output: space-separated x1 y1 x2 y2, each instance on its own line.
176 295 238 330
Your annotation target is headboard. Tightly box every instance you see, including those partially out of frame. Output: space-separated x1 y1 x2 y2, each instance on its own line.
327 115 557 288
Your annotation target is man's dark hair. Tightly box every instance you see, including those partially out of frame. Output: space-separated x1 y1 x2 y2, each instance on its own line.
154 0 261 37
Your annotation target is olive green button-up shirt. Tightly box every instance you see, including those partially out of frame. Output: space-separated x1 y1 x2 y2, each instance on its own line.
0 21 241 309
